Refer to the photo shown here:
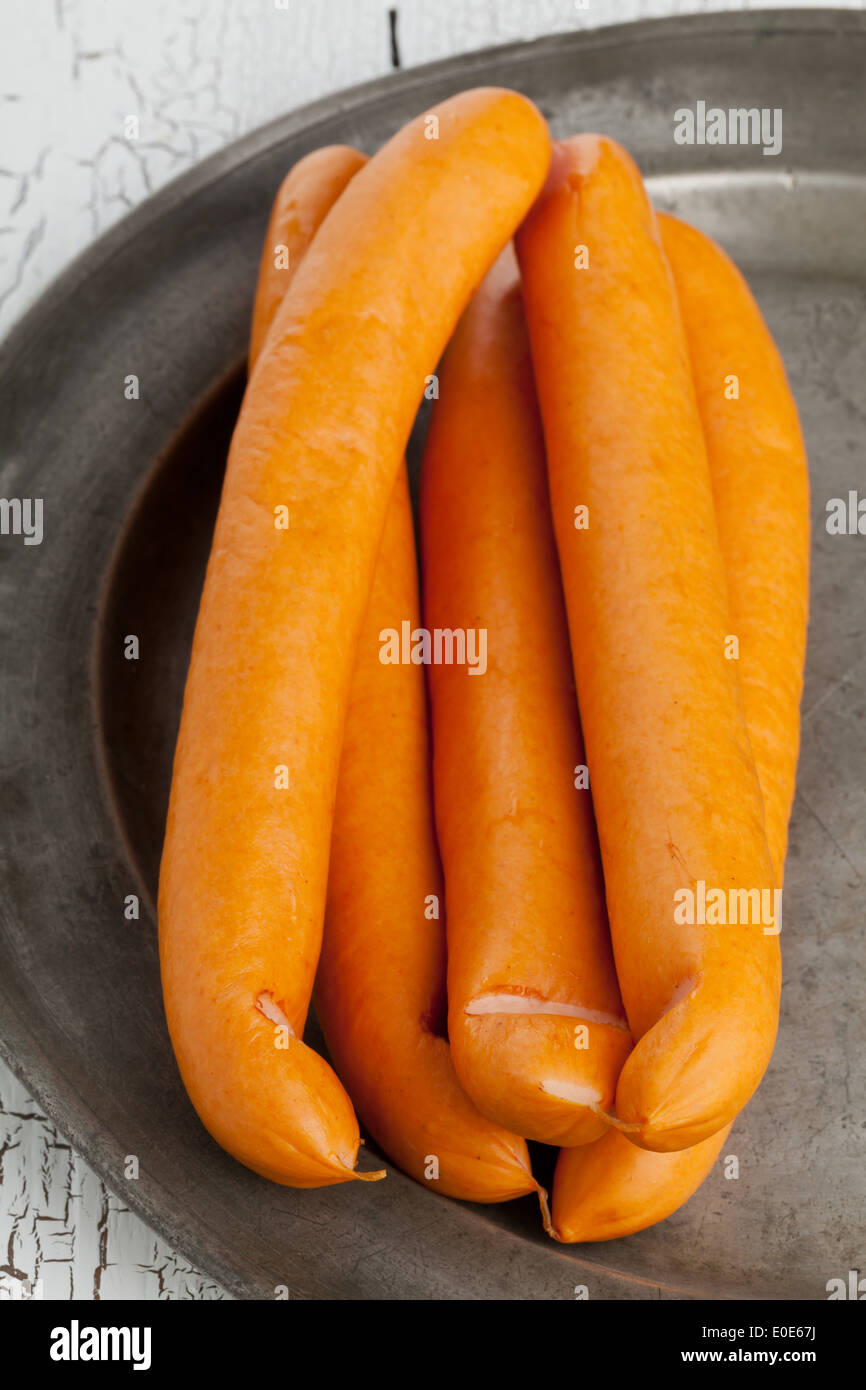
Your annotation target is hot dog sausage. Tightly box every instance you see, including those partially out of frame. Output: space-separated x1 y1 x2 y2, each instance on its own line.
516 137 779 1153
158 91 551 1186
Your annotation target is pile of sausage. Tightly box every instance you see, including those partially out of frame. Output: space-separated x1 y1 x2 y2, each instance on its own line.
157 89 810 1244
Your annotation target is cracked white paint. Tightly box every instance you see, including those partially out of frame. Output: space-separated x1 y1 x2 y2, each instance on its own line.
0 1069 224 1300
0 0 853 1299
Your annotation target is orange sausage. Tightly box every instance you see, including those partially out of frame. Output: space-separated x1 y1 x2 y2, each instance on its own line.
249 145 366 369
553 1123 732 1242
250 147 540 1204
317 461 542 1202
516 136 779 1153
421 244 631 1148
553 214 809 1238
658 212 810 882
158 90 551 1187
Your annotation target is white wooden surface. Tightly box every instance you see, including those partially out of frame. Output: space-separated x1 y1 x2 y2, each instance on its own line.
0 0 855 1301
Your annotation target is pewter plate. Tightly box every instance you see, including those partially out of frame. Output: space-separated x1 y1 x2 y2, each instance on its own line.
0 11 863 1300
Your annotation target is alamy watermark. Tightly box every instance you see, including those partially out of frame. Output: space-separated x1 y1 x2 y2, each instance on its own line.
674 879 782 936
674 102 782 157
49 1320 151 1370
379 621 487 675
0 496 42 544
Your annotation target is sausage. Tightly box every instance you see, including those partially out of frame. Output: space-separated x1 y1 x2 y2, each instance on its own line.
250 145 541 1204
421 243 630 1147
658 212 810 882
158 89 551 1186
317 461 543 1202
516 136 779 1153
553 1123 731 1242
553 213 809 1237
249 145 366 370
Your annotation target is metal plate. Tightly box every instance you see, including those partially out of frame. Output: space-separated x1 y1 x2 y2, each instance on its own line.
0 11 863 1300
